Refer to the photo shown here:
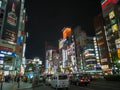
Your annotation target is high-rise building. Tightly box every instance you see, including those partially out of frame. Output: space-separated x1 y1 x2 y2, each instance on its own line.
94 14 111 73
0 0 26 77
100 0 120 74
73 26 87 72
83 37 97 72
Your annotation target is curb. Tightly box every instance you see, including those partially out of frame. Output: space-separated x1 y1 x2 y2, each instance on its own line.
16 87 32 90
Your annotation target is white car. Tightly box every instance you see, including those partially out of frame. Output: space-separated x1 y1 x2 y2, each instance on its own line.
51 74 69 90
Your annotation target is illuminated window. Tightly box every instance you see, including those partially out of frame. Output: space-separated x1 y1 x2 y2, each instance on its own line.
109 10 115 19
111 24 118 32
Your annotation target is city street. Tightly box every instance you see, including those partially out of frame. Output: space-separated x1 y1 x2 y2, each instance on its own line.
0 79 120 90
32 80 120 90
0 1 120 90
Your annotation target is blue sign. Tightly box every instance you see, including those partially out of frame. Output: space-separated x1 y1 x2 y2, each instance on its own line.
0 50 16 56
17 36 21 44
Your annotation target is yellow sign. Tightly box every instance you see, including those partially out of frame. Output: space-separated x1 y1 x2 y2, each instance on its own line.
117 48 120 58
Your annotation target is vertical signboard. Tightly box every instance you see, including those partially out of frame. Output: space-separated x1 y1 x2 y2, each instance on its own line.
63 27 71 39
2 0 21 43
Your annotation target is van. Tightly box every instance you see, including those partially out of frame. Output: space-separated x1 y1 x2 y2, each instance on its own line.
51 74 69 90
45 74 53 86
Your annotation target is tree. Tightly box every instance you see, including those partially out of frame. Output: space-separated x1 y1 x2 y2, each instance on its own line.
111 50 120 73
25 63 35 72
66 67 72 73
57 66 61 73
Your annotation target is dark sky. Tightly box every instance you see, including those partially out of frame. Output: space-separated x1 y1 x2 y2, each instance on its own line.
24 0 102 60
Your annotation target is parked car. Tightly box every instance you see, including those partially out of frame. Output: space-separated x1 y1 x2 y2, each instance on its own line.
71 74 91 86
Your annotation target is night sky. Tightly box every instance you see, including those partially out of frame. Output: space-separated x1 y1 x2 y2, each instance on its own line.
24 0 102 60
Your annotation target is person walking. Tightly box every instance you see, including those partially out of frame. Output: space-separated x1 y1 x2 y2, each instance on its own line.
16 75 20 88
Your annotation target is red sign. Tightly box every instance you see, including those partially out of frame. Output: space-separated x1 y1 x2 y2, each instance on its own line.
0 46 13 52
101 0 117 8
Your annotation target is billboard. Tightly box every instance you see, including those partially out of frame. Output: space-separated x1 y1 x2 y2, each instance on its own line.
59 38 67 49
2 0 21 43
63 27 71 39
0 39 15 52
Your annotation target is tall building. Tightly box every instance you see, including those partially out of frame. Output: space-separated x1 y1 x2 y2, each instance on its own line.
100 0 120 74
94 14 111 74
73 26 87 72
45 41 58 74
0 0 26 77
83 37 97 72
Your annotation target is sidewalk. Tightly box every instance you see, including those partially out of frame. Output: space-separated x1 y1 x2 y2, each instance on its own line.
2 82 15 90
1 81 32 90
15 81 32 89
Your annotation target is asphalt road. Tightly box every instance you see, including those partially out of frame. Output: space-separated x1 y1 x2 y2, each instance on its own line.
31 80 120 90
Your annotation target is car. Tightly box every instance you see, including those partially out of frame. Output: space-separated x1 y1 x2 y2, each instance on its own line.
51 74 69 90
45 77 52 86
39 75 44 83
71 74 91 86
68 74 72 84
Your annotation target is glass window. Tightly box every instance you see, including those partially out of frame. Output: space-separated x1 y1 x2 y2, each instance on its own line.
59 75 67 80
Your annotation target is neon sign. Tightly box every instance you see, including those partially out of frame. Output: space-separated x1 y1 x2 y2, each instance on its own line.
101 0 117 8
0 50 16 56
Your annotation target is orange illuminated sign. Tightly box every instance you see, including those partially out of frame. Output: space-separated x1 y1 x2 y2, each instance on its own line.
0 46 13 52
117 48 120 58
63 27 71 39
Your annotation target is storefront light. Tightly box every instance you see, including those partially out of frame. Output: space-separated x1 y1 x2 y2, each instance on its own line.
109 10 115 19
118 60 120 63
0 54 5 57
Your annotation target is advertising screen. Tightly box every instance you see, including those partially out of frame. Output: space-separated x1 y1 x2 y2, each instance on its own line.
101 0 117 9
2 0 21 43
59 38 67 49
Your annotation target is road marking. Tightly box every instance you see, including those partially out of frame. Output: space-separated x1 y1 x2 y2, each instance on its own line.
79 86 94 90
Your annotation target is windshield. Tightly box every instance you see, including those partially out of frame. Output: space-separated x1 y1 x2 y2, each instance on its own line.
59 75 68 80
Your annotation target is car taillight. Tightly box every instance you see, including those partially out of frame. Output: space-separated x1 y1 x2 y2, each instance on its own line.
80 79 84 82
82 77 84 79
88 79 90 82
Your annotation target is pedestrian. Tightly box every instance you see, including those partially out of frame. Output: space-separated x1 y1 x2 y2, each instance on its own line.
12 75 15 83
17 75 20 88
